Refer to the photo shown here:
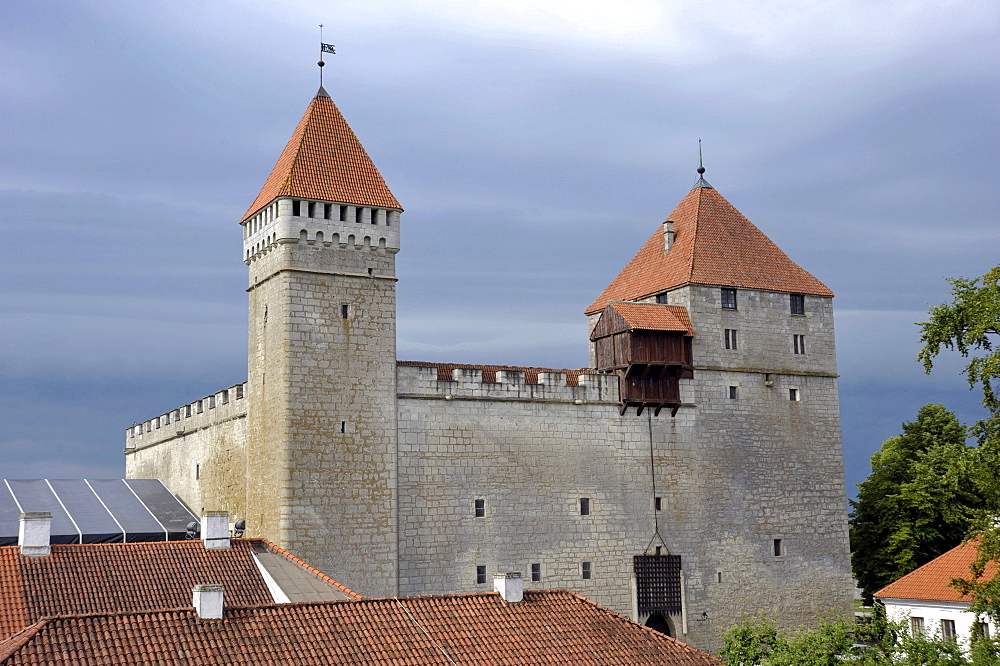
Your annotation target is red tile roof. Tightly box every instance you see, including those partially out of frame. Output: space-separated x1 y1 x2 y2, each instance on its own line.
398 361 593 385
607 302 694 334
241 87 401 222
0 539 358 639
586 186 833 314
875 539 997 603
0 590 720 665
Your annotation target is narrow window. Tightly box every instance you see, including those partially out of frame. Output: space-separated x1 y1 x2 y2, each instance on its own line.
789 388 799 402
368 267 374 276
654 497 662 511
582 561 592 579
531 563 541 582
340 421 346 433
793 334 806 355
656 292 669 304
790 293 805 315
580 498 590 516
341 304 349 319
717 571 723 583
655 546 662 555
474 498 485 517
476 566 487 585
941 619 956 641
910 617 924 634
292 200 301 216
195 463 200 480
976 621 991 639
773 539 783 557
728 386 738 399
339 205 347 222
721 288 737 309
724 329 738 350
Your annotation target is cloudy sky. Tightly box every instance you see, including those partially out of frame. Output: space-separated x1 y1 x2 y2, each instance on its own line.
1 1 998 497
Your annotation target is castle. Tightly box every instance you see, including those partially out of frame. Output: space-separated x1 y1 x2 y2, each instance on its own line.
124 85 854 651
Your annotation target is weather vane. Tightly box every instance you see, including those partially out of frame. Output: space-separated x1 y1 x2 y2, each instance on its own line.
318 24 336 87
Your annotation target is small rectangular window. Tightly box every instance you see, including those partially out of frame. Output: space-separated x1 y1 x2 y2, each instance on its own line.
724 329 738 350
789 388 799 402
941 619 956 641
717 571 723 583
790 294 805 315
721 288 737 309
341 304 349 319
531 563 541 582
292 200 301 216
476 565 487 585
474 498 485 518
582 561 592 579
728 385 738 399
977 621 991 639
656 292 669 304
195 463 200 480
580 498 591 516
910 617 925 634
773 539 783 557
654 497 662 511
793 334 806 355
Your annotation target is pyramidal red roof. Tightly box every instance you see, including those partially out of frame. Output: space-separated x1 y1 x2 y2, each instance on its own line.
586 185 832 314
241 87 401 222
875 538 997 603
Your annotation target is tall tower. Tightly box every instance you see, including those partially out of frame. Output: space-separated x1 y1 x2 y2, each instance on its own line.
240 87 402 596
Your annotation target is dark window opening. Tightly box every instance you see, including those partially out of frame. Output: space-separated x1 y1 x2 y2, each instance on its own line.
721 288 737 309
644 612 672 637
654 497 662 511
790 293 805 315
793 334 806 354
339 205 347 222
789 388 799 402
580 498 590 515
292 200 301 216
195 463 200 480
474 498 485 518
340 421 346 433
656 293 669 304
773 539 783 557
582 561 592 579
725 329 738 350
476 566 486 585
717 571 723 583
531 563 541 582
729 385 738 399
341 304 349 319
655 546 662 556
368 267 374 276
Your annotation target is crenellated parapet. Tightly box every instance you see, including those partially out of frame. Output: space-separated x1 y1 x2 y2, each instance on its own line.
243 197 401 264
396 362 620 404
125 382 248 451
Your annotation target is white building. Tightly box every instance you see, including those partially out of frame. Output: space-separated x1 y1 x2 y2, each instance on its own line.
876 539 997 648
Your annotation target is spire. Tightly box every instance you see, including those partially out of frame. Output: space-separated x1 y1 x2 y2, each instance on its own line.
241 90 401 223
585 185 832 314
694 140 712 189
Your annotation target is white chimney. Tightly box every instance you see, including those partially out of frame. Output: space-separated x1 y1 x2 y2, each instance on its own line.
663 221 676 252
201 511 230 550
18 512 52 557
192 584 224 620
494 572 524 603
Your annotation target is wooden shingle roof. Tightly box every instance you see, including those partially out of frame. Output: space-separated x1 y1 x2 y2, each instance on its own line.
0 590 720 665
241 87 401 222
586 186 832 314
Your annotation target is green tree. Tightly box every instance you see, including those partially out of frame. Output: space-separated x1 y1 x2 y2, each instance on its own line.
850 404 983 602
918 267 1000 623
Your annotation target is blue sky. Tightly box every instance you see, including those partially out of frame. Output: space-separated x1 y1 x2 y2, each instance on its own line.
1 1 998 497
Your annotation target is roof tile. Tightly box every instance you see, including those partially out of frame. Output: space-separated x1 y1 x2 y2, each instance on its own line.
875 539 997 603
241 87 401 222
586 186 832 314
607 302 694 334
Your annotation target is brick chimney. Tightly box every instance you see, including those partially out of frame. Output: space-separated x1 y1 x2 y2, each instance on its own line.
494 572 523 603
201 511 230 550
18 512 51 557
192 584 224 620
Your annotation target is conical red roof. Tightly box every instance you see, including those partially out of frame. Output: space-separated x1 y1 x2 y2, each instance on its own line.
241 87 401 223
586 186 832 314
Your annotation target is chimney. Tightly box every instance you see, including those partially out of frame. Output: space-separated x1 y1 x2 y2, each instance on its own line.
192 584 224 620
201 511 230 550
18 512 52 557
663 221 676 252
494 572 524 603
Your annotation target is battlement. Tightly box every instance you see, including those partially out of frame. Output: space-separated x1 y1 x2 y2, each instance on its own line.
243 198 401 264
125 382 248 451
396 361 620 403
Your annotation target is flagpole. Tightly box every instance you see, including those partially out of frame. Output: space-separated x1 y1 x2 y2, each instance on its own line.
318 24 325 87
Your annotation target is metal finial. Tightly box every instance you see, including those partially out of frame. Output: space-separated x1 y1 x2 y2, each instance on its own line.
318 24 336 89
694 139 713 189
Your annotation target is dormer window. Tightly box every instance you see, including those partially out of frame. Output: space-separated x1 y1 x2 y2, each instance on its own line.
721 288 737 310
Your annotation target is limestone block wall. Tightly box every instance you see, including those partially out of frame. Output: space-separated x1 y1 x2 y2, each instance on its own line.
124 384 248 516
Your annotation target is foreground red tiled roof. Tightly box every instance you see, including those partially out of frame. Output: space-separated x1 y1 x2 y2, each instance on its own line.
241 87 401 222
586 186 832 314
0 590 720 665
398 361 593 385
0 539 358 639
875 539 997 603
607 302 694 334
